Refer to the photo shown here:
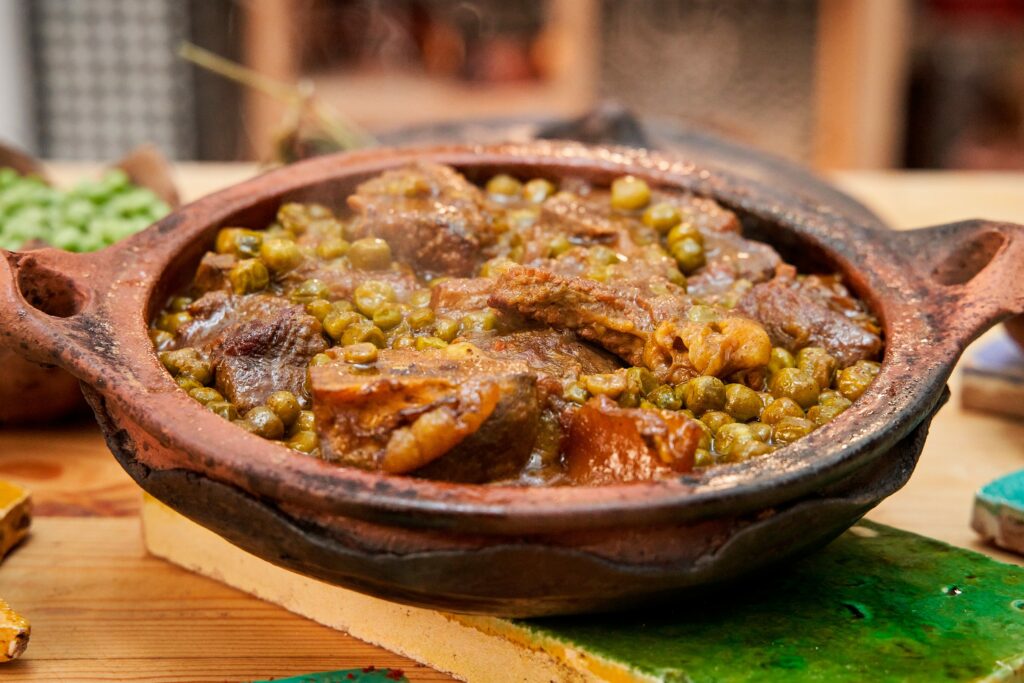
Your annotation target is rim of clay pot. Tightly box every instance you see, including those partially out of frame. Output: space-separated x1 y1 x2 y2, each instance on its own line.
2 141 1023 534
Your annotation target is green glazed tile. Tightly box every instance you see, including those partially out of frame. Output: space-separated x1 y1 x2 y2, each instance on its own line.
514 521 1024 682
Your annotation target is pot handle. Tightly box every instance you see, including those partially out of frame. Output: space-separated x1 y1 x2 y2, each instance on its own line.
883 219 1024 349
0 246 121 385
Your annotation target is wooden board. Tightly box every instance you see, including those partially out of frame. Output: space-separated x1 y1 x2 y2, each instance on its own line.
143 497 1024 682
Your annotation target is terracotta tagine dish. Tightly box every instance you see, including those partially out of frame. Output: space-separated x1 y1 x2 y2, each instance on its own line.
1 142 1022 616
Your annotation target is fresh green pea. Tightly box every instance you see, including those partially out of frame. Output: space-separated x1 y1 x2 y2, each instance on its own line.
266 391 301 427
768 367 820 409
610 176 651 210
228 259 269 294
724 383 762 422
260 238 302 272
348 237 392 270
642 202 682 233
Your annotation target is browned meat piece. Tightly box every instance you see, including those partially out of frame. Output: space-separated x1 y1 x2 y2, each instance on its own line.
490 266 770 382
794 271 881 336
564 396 704 485
674 193 743 234
192 252 236 293
737 273 882 366
430 277 495 318
177 292 293 349
210 305 327 412
347 163 494 277
470 329 621 380
686 232 782 302
311 348 538 483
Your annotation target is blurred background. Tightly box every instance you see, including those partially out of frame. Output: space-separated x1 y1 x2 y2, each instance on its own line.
1 0 1024 170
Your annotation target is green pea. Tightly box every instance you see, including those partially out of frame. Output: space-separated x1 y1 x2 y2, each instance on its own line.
768 368 820 409
610 176 651 211
837 360 881 401
680 376 727 414
168 296 193 313
277 202 318 233
433 317 460 342
188 387 223 405
353 280 397 317
588 245 619 266
666 222 702 247
159 348 212 385
687 304 721 323
316 237 349 259
309 352 333 367
407 307 435 330
730 440 774 461
768 347 796 374
244 406 285 439
671 237 706 274
748 421 772 442
290 279 330 304
287 430 319 453
772 416 817 445
583 373 628 397
415 336 448 350
266 390 301 427
725 383 762 422
292 410 316 434
547 235 572 258
760 397 804 425
392 334 416 349
807 402 848 426
348 237 392 270
206 401 238 421
322 310 361 341
625 367 659 396
797 346 837 390
460 309 497 332
522 178 555 203
215 228 263 257
228 259 269 294
642 202 682 233
175 376 203 392
156 311 192 334
260 238 302 272
408 289 433 308
486 174 522 197
343 342 379 364
564 381 590 405
693 448 715 468
700 410 734 434
648 384 681 410
373 303 404 330
715 423 756 458
305 298 333 322
341 320 386 348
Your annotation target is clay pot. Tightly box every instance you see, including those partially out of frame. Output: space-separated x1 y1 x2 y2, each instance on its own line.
0 144 178 424
1 142 1022 616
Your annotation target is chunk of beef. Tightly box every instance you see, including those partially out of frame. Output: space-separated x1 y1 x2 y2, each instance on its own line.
564 396 703 485
686 231 782 302
210 304 327 412
347 163 494 277
737 272 882 366
177 292 293 349
673 193 743 234
192 252 236 294
489 266 770 382
470 329 621 380
311 348 538 482
430 277 495 318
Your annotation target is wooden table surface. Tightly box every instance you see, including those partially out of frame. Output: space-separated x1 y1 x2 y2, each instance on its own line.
2 164 1024 682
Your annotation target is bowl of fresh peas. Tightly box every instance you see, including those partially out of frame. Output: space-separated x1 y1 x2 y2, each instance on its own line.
0 146 176 423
